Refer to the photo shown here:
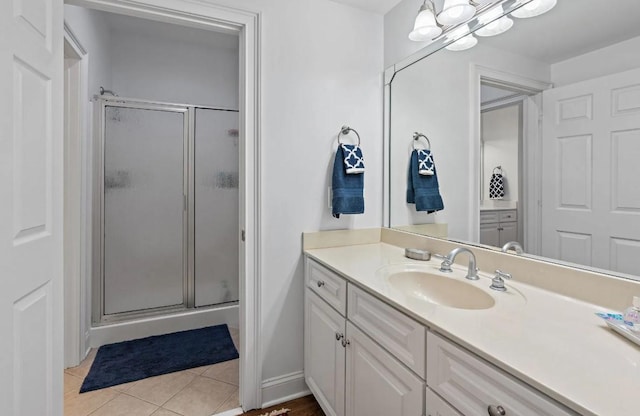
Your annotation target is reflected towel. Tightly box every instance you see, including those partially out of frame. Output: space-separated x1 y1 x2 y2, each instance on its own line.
332 145 364 218
341 144 365 174
489 173 505 199
407 149 444 213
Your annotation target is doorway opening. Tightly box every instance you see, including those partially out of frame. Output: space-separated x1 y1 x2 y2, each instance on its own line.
62 0 260 413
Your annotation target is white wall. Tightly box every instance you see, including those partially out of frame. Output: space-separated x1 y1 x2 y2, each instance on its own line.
109 24 239 107
389 42 549 241
551 35 640 87
203 0 384 401
66 0 384 404
481 104 519 201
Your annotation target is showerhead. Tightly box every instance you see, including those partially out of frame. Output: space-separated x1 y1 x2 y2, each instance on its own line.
99 86 117 96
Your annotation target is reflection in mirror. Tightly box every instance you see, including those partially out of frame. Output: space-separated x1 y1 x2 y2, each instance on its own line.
387 0 640 281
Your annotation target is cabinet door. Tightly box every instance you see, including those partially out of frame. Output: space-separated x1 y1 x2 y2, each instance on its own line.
305 289 346 416
345 322 424 416
499 222 518 246
480 223 500 246
427 332 576 416
426 388 462 416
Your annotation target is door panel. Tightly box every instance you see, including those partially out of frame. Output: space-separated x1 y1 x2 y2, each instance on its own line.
194 108 239 307
0 0 63 414
542 68 640 276
103 106 186 315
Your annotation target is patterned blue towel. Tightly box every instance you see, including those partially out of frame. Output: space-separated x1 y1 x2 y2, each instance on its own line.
332 145 364 218
417 149 434 176
407 149 444 213
341 144 365 174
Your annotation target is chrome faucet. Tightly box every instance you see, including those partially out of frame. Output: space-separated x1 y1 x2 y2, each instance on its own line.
439 247 479 280
501 241 523 255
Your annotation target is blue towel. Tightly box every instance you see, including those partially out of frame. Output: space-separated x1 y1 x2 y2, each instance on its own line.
407 149 444 213
341 144 365 174
417 149 434 175
332 145 364 218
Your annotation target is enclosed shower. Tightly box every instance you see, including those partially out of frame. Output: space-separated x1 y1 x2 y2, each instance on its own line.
94 95 239 324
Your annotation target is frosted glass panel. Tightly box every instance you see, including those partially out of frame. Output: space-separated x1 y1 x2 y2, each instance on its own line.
103 106 185 315
195 109 239 307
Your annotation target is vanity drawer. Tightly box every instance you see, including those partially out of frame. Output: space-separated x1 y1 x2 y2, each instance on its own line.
480 211 499 224
306 258 347 315
426 388 462 416
427 332 575 416
348 284 426 378
499 210 517 222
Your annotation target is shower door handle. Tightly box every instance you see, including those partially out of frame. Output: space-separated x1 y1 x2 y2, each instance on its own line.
183 195 187 211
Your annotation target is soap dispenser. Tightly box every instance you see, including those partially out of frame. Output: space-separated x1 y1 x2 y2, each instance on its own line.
623 296 640 332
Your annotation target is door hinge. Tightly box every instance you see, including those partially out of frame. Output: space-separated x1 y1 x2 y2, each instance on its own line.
241 229 246 242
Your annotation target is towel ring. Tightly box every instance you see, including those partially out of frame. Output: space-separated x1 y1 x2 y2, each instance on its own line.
412 132 431 150
493 166 503 175
338 125 361 146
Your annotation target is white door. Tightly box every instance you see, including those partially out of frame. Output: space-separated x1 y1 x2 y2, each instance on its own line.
542 68 640 276
345 322 423 416
305 290 346 416
0 0 64 415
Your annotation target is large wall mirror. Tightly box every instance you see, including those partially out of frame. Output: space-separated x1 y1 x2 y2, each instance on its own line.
386 0 640 281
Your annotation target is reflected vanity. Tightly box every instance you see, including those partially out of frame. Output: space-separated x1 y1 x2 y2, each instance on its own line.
384 0 640 282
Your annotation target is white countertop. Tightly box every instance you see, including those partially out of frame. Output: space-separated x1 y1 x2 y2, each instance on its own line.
305 242 640 416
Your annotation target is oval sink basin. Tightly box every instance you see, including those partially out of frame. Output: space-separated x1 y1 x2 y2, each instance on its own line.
387 270 495 310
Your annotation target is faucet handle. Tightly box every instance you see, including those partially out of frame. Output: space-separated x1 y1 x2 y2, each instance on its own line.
490 270 511 292
495 269 512 280
439 257 453 273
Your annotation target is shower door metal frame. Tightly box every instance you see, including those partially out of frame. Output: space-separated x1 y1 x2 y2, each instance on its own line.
94 96 191 324
93 95 241 324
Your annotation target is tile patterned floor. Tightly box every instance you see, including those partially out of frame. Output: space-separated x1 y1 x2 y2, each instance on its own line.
64 327 240 416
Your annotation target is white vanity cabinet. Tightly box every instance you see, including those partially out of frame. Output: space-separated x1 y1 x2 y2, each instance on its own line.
480 209 518 247
304 257 576 416
427 332 576 416
345 322 423 416
304 258 424 416
305 289 345 416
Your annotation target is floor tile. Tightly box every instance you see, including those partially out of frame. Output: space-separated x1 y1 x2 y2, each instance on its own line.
111 379 139 393
90 393 158 416
185 365 212 375
228 327 240 352
201 359 239 386
152 409 183 416
65 349 97 379
126 370 196 406
63 387 118 416
214 388 239 414
64 373 84 395
163 376 237 416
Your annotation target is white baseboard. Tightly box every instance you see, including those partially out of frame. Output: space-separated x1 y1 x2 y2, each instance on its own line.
260 371 310 408
90 304 239 347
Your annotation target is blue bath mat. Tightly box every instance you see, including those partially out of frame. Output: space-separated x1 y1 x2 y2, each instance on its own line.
80 324 239 393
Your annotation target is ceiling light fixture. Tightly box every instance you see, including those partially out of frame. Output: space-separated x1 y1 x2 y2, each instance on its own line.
475 5 513 37
409 1 442 42
438 0 476 26
445 25 478 51
511 0 557 18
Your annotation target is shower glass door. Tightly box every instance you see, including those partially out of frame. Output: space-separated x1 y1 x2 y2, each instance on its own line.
102 103 188 316
194 108 240 307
